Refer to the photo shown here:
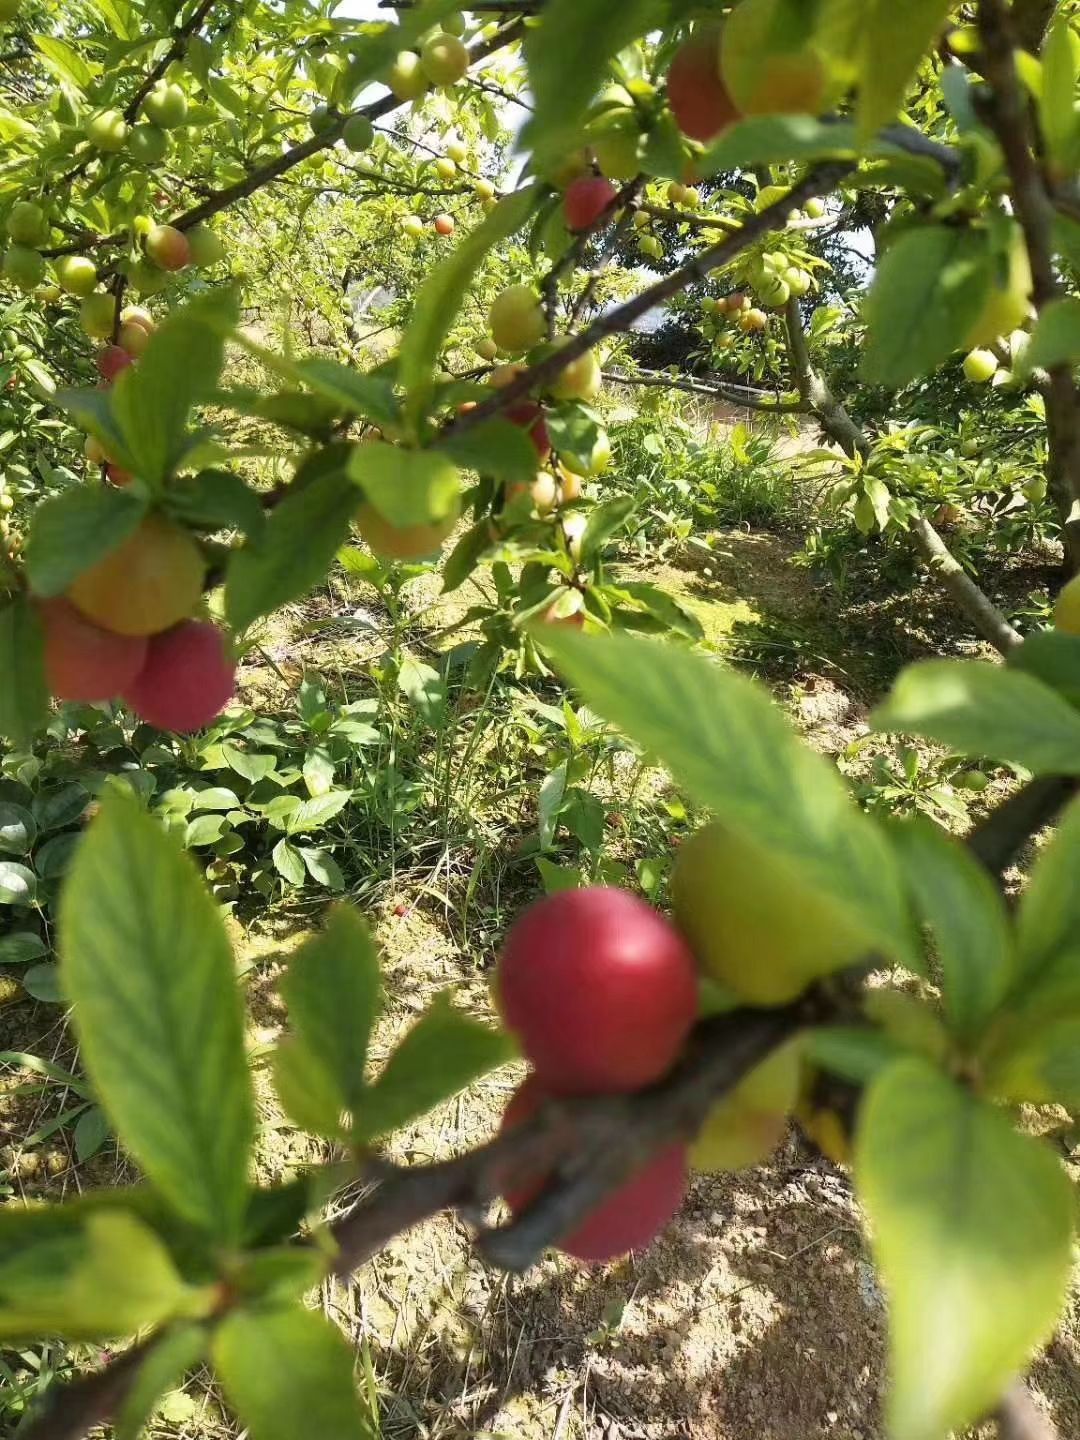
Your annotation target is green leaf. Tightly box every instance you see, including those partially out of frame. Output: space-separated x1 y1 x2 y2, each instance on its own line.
397 655 447 726
0 931 47 964
0 860 37 907
355 992 513 1143
0 597 47 747
1009 628 1080 707
111 289 239 487
856 1058 1073 1440
441 520 492 594
579 496 635 559
350 441 460 527
439 416 540 483
605 581 705 642
889 819 1015 1043
226 454 358 631
540 630 915 969
32 34 92 88
22 961 62 1002
700 115 857 175
300 847 344 891
60 794 254 1239
0 1208 207 1342
1018 296 1080 374
397 186 540 429
115 1324 207 1440
285 791 351 836
295 360 399 429
33 782 90 830
74 1105 110 1161
272 838 306 886
272 1037 348 1138
166 470 267 540
53 386 132 467
862 227 991 387
856 1 953 140
0 801 36 855
523 0 661 167
281 906 381 1120
214 1304 373 1440
872 660 1080 774
24 487 147 597
803 1025 905 1084
1040 15 1080 179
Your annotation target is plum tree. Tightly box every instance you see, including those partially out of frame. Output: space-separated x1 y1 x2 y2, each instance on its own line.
550 347 602 402
963 348 998 384
6 200 45 245
3 245 44 291
65 514 206 637
489 284 546 352
80 291 118 338
127 125 168 164
144 80 188 130
495 886 698 1094
563 175 618 233
343 114 374 152
387 51 429 102
354 500 459 560
55 255 98 296
122 621 237 733
667 29 740 142
721 0 829 117
86 108 128 151
419 32 469 87
186 224 225 268
670 822 875 1004
501 1076 688 1262
145 224 191 271
38 598 148 703
690 1043 801 1171
1053 574 1080 635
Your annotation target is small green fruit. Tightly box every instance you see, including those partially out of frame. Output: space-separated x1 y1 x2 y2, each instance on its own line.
419 32 469 88
127 124 169 164
1053 574 1080 636
80 291 118 339
489 283 546 352
86 108 128 152
963 348 998 384
186 223 225 268
55 255 98 297
6 200 45 245
144 79 188 130
3 244 44 291
387 50 429 102
690 1044 801 1172
343 114 374 152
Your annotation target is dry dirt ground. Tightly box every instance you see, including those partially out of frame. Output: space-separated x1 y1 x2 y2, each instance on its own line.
2 514 1078 1440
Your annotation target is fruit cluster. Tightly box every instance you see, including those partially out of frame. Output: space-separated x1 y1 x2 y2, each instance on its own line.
35 515 235 734
492 831 840 1262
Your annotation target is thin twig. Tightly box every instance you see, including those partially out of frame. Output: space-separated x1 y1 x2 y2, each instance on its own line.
968 776 1078 876
603 367 806 414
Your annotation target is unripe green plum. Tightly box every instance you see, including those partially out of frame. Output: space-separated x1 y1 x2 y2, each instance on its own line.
785 267 812 298
638 235 664 260
55 254 98 297
127 124 169 164
38 598 148 703
387 50 429 102
144 80 188 130
6 200 45 245
401 214 424 238
343 114 374 152
473 177 495 201
1022 476 1047 503
354 499 458 559
670 822 875 1005
122 621 236 733
588 112 643 181
963 348 998 384
442 11 466 36
690 1043 801 1172
419 32 469 87
145 224 191 272
805 197 826 219
80 291 118 339
86 109 128 152
309 103 335 136
3 245 44 291
489 283 546 352
66 514 206 637
496 887 698 1094
445 134 468 165
560 430 612 477
756 272 791 308
186 223 225 268
550 346 602 402
434 156 457 181
501 1076 688 1263
1053 574 1080 636
475 336 499 361
127 259 168 296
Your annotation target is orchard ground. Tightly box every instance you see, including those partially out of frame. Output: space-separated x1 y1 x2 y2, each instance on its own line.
2 397 1077 1440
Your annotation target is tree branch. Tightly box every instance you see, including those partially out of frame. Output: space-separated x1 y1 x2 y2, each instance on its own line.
976 0 1080 571
783 298 1024 655
996 1383 1060 1440
968 775 1079 877
603 367 807 414
448 160 855 441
